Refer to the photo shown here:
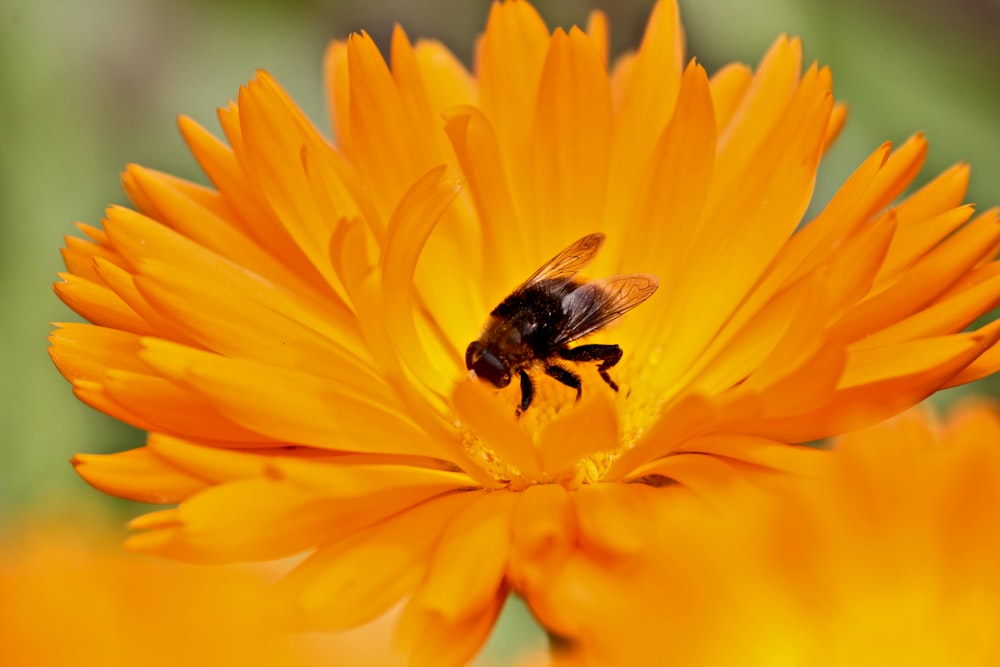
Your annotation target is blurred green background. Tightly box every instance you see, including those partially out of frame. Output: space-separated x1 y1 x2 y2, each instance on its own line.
1 0 998 662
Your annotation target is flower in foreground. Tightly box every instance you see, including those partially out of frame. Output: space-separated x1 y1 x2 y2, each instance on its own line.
50 0 1000 662
0 516 400 667
557 400 1000 665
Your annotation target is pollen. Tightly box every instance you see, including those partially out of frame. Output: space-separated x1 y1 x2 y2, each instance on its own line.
458 426 525 487
458 363 652 490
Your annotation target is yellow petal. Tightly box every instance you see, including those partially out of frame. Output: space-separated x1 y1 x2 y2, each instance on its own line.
452 380 542 482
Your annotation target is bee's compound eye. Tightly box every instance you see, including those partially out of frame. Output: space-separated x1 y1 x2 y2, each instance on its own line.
465 342 511 388
465 341 483 371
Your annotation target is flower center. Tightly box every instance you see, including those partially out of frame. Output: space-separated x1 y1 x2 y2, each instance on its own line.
459 364 658 491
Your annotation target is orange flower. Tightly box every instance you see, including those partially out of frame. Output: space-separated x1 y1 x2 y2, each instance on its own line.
555 400 1000 665
50 0 1000 662
0 516 402 667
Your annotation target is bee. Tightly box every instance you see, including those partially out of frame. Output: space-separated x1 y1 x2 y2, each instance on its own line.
465 232 659 414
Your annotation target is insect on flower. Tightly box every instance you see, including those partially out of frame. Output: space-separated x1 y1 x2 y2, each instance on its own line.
465 233 659 414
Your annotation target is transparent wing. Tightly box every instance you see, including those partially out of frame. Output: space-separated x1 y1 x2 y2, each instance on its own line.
555 274 660 346
521 233 606 287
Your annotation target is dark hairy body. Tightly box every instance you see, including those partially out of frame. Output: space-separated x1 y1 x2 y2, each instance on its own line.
465 233 658 414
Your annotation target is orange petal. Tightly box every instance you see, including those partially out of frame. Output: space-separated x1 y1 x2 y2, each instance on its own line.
70 380 160 432
585 9 609 66
864 269 1000 345
943 319 1000 387
661 433 827 477
274 491 469 630
72 446 208 503
822 101 848 152
606 393 721 481
125 478 338 563
177 114 267 241
622 453 766 509
140 339 434 456
715 35 803 175
265 456 477 499
763 332 999 440
398 586 507 667
478 0 550 159
389 27 460 171
412 38 476 115
686 271 832 397
134 258 374 389
507 484 576 595
411 490 517 622
60 233 122 282
90 258 198 346
524 27 613 255
570 483 658 561
835 210 1000 343
751 141 893 300
48 323 148 383
656 63 832 390
605 0 684 228
621 61 715 360
237 73 360 288
342 32 430 223
381 166 463 394
709 62 752 132
443 106 525 297
103 370 271 442
147 433 284 482
122 163 330 303
53 273 150 334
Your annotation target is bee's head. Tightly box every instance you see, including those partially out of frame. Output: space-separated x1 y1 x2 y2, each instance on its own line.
465 341 511 388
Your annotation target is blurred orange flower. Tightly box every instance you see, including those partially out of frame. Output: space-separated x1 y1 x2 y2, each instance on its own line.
50 0 1000 662
0 517 402 667
554 400 1000 665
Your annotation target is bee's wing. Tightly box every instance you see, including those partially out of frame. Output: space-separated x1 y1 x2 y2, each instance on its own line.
522 233 606 287
555 274 660 346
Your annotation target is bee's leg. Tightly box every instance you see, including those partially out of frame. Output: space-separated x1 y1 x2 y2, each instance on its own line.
516 368 535 416
559 344 623 392
544 364 582 401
